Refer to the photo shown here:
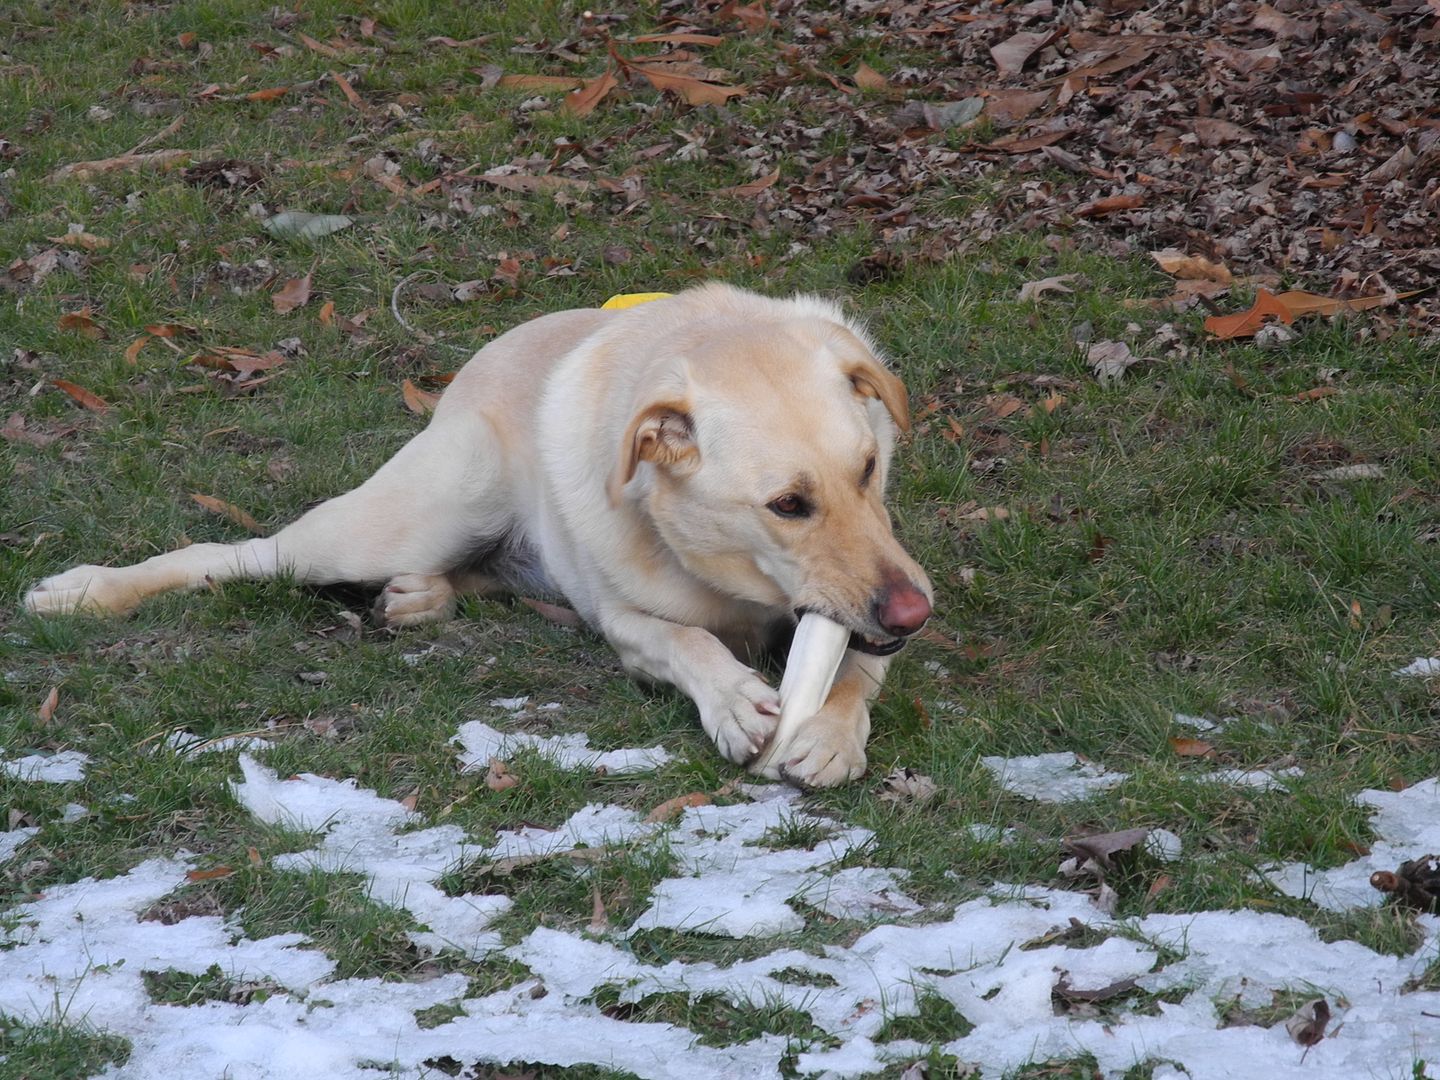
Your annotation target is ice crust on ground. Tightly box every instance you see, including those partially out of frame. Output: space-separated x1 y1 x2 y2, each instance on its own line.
3 736 1438 1079
453 720 673 775
0 826 39 863
0 748 89 782
164 730 271 754
980 751 1129 801
1263 777 1440 912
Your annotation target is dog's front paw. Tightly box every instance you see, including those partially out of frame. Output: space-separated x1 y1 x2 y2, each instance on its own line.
777 715 868 789
24 565 137 616
698 670 781 765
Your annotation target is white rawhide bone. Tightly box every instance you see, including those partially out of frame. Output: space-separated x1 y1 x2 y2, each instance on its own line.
750 612 850 778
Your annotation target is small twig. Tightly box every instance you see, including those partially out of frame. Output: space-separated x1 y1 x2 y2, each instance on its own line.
126 114 185 156
389 270 471 355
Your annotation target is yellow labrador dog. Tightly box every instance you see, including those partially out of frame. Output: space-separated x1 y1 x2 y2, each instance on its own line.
25 284 933 787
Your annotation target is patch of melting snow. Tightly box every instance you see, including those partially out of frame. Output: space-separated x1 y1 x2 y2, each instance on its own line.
0 748 89 782
1394 656 1440 677
164 730 270 755
5 736 1439 1079
1206 766 1304 791
1 826 38 863
980 751 1129 802
453 719 672 774
1263 777 1440 913
1173 711 1229 734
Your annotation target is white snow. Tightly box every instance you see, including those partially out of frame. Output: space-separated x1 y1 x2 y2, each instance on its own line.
1394 656 1440 677
1262 777 1440 912
0 748 89 782
1205 766 1304 791
4 733 1439 1080
165 730 270 754
980 752 1129 802
1 826 38 863
453 720 673 774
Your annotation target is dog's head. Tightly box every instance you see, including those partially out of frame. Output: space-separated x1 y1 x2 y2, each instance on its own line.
610 306 933 653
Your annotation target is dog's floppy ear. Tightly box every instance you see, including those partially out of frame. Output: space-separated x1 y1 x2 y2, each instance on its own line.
608 400 698 504
846 355 910 433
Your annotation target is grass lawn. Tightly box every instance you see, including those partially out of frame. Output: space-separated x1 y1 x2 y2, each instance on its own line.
3 2 1439 1078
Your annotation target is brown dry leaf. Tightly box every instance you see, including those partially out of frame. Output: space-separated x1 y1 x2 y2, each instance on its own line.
331 71 363 109
983 392 1026 419
145 322 198 338
475 173 591 194
1150 249 1233 284
854 61 888 91
57 310 107 340
1272 288 1425 319
498 73 585 92
1169 736 1216 758
1040 392 1066 415
958 505 1010 522
1087 340 1142 385
48 148 195 181
1203 288 1295 340
990 30 1053 79
47 230 111 251
1284 998 1331 1047
271 271 313 314
427 35 495 48
1017 274 1076 302
247 846 262 867
1252 3 1316 40
520 597 583 628
51 379 110 412
1076 193 1145 218
38 687 59 725
644 792 711 823
1290 386 1338 403
298 32 341 58
713 169 780 197
563 68 619 117
185 866 236 882
190 493 264 534
876 767 939 805
983 88 1051 124
485 758 520 792
401 379 440 415
1194 118 1255 148
245 86 290 102
588 881 610 932
318 301 335 326
631 32 725 46
719 1 772 32
627 60 746 107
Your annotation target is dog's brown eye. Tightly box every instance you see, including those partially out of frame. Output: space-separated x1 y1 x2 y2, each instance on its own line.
768 494 810 519
861 455 877 487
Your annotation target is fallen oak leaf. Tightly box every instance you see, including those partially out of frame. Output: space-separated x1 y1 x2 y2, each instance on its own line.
1289 386 1338 402
298 32 341 58
1271 288 1426 319
474 173 591 194
877 767 938 804
401 378 440 415
713 169 780 197
619 52 747 107
51 379 110 412
1283 998 1331 1048
630 32 725 46
47 148 196 181
1076 193 1145 218
498 73 585 92
645 792 711 823
854 61 888 90
244 86 290 102
185 866 236 882
1169 736 1216 758
190 493 265 534
57 310 107 339
1203 288 1294 340
1017 274 1076 302
1086 340 1143 386
318 300 335 326
485 758 520 792
271 268 313 314
47 230 110 250
1150 248 1232 284
330 70 363 109
563 68 619 117
38 687 59 725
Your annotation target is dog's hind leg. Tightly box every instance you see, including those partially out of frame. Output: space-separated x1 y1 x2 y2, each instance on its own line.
25 412 514 619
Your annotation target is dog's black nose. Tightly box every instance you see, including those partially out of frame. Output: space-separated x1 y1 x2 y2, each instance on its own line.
875 582 931 637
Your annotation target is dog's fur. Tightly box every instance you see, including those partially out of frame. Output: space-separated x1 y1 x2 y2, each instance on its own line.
25 284 933 787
